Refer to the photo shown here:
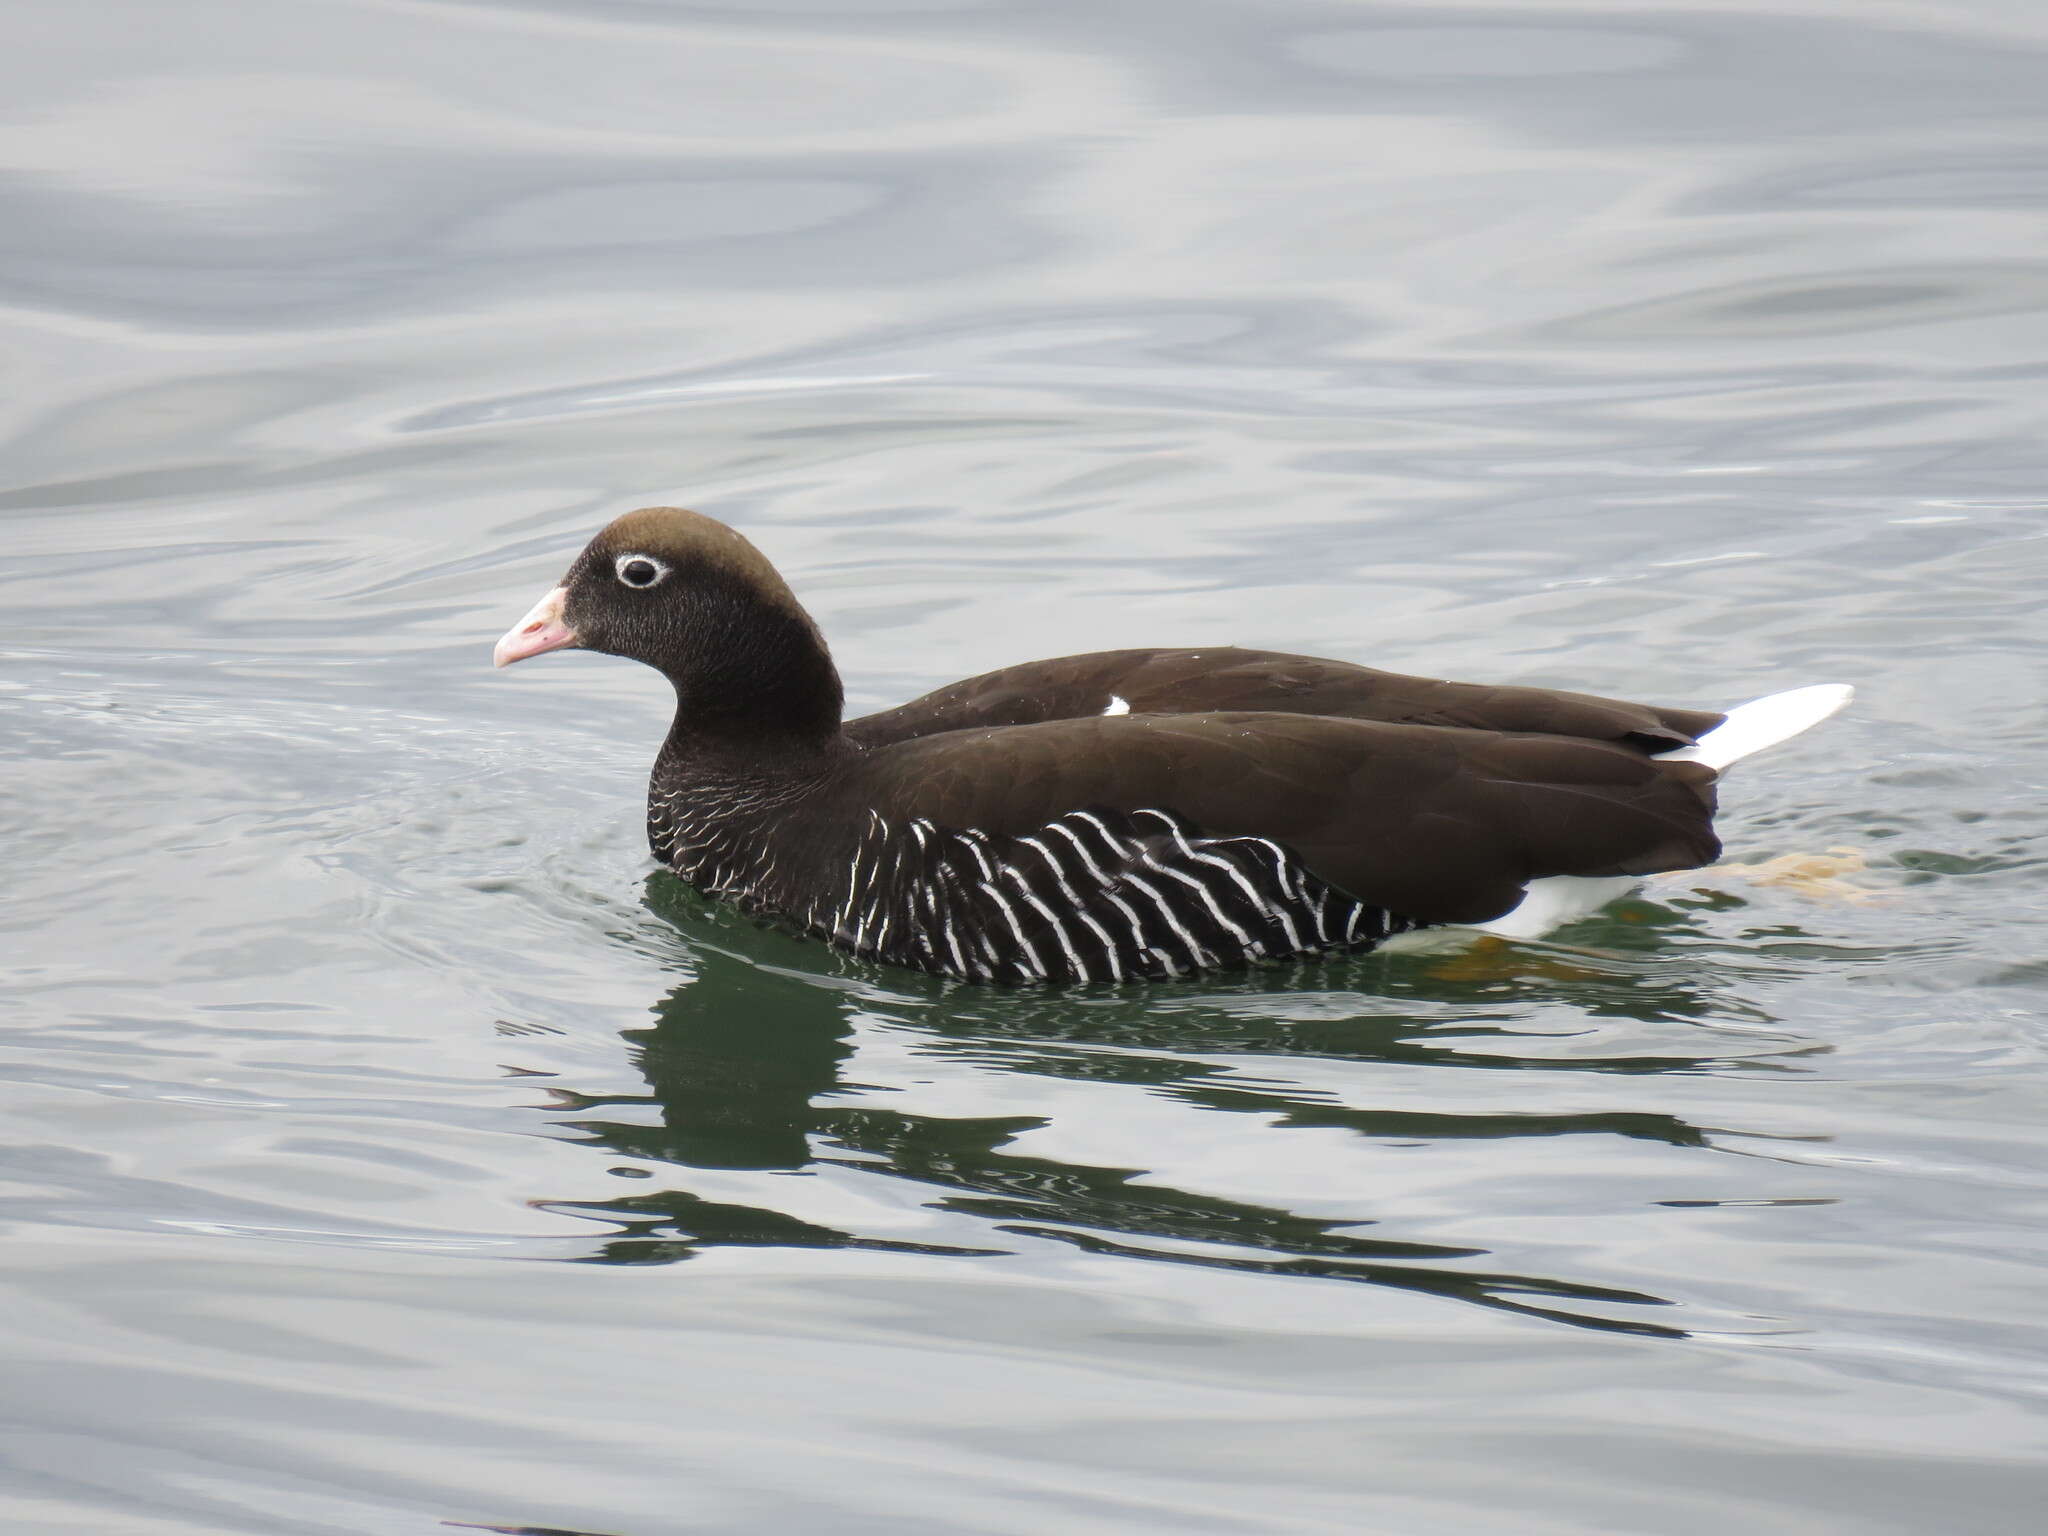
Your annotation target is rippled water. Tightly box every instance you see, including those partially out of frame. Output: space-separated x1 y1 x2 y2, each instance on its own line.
6 1 2048 1531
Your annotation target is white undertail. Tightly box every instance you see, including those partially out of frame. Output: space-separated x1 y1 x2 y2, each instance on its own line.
1392 683 1855 948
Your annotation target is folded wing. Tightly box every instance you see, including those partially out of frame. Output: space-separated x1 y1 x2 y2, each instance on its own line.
856 711 1719 927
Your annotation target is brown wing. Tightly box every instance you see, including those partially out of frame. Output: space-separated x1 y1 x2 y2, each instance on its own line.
849 711 1719 926
846 647 1722 754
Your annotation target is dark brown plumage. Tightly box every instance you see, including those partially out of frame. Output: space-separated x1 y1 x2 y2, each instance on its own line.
847 647 1723 755
494 507 1745 983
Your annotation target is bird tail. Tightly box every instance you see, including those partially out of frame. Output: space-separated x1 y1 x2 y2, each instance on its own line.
1450 684 1855 944
1654 684 1854 773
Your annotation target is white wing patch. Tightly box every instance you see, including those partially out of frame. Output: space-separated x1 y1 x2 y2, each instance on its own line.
1102 695 1131 716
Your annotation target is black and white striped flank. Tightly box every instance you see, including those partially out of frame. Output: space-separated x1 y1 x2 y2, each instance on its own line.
788 806 1415 984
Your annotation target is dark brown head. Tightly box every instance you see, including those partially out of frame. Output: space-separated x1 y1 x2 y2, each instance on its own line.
493 507 843 742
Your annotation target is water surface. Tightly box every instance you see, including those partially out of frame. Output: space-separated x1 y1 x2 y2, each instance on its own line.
4 1 2047 1532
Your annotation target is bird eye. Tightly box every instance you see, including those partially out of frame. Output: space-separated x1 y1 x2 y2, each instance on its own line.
615 554 668 589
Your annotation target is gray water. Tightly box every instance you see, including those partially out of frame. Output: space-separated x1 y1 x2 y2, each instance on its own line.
5 1 2048 1532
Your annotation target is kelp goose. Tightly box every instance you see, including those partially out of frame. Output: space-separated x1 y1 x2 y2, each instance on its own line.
494 508 1851 983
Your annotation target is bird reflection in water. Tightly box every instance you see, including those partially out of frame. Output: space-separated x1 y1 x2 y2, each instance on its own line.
526 874 1831 1339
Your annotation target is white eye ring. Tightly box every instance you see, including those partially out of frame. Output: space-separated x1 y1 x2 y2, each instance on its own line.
614 553 670 589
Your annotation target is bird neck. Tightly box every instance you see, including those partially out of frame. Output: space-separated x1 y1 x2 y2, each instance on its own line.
647 632 852 897
653 586 849 779
659 581 843 741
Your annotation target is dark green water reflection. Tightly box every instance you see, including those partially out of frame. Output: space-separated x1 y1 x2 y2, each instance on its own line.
11 0 2048 1528
530 875 1847 1338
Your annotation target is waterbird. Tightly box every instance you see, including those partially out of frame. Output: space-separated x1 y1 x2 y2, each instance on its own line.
494 507 1851 983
